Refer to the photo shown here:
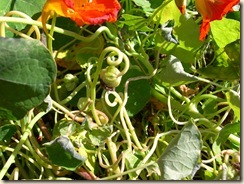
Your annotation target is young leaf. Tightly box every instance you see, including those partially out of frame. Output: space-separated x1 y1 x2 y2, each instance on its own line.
225 91 240 121
216 122 240 145
132 0 153 12
44 136 86 171
120 14 153 31
52 120 83 138
87 125 112 146
0 38 56 120
124 149 141 179
212 122 240 161
157 122 202 180
157 55 198 86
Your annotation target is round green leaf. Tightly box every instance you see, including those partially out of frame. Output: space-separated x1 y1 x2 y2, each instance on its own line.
157 122 202 180
0 38 56 120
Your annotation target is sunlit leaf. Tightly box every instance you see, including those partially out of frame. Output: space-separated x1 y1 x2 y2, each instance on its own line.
153 0 180 25
155 15 203 63
211 18 240 48
157 122 202 180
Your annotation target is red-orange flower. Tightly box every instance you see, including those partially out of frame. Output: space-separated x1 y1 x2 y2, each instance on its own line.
195 0 239 41
41 0 121 32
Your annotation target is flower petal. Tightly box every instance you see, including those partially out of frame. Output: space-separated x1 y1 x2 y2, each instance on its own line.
41 0 121 32
199 20 210 41
195 0 240 40
70 0 121 26
41 0 72 33
196 0 239 21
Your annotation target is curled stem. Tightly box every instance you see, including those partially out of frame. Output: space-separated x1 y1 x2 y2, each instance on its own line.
89 47 129 125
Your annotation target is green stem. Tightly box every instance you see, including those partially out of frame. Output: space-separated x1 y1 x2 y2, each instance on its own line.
89 46 128 125
123 108 143 150
0 17 116 42
135 130 179 176
47 13 57 53
0 111 46 179
0 19 6 37
130 51 154 75
52 100 84 122
0 145 41 172
106 138 121 176
151 88 240 145
119 111 132 151
99 161 156 180
14 159 29 179
59 81 87 105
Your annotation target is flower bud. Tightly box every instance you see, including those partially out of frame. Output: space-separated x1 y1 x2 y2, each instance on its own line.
63 73 79 91
100 66 122 89
175 0 187 14
77 97 89 111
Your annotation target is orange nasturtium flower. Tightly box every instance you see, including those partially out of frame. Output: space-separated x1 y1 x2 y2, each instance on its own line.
41 0 121 32
195 0 240 41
